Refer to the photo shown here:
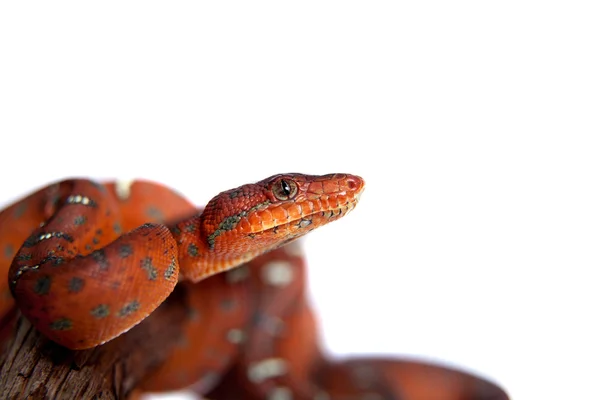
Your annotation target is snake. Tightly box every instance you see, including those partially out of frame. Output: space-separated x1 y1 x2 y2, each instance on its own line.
0 174 510 399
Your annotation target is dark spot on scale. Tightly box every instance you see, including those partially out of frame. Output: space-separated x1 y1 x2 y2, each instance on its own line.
188 243 199 257
39 255 64 266
91 249 109 269
219 298 236 311
4 244 14 258
16 253 32 261
90 304 110 319
33 275 52 295
119 244 133 258
176 335 190 348
118 300 140 317
184 224 196 233
51 256 64 265
171 226 181 236
164 256 176 280
22 234 39 248
95 228 103 235
206 206 259 249
69 277 84 292
73 215 87 226
186 306 200 322
113 222 122 234
146 206 164 222
50 318 73 331
13 202 27 218
92 237 100 245
220 215 242 231
252 312 285 335
55 232 74 242
140 257 158 280
229 190 242 199
250 311 262 326
85 244 92 251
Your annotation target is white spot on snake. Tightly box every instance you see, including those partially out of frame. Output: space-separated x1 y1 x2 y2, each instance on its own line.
299 219 312 228
115 179 135 200
12 265 40 284
226 328 245 344
267 387 293 400
247 358 288 383
261 260 294 287
66 195 92 205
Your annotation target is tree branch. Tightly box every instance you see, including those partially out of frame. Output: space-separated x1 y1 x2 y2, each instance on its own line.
0 286 187 400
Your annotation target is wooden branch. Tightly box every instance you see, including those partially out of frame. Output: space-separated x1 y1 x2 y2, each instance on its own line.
0 286 187 400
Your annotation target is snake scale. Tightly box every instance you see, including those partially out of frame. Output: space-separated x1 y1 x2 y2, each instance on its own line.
0 173 509 399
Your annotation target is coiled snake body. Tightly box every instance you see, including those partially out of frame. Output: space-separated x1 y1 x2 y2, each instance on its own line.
0 174 509 399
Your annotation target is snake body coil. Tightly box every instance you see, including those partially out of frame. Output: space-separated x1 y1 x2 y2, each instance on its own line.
0 174 509 399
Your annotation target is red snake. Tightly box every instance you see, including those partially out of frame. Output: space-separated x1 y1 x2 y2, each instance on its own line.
0 174 509 399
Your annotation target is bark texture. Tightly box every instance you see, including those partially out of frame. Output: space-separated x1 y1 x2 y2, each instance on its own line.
0 286 187 400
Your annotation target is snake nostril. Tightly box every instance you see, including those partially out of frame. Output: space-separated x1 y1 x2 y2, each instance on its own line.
345 175 364 192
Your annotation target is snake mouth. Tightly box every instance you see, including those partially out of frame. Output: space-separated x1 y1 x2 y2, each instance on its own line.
306 196 361 222
258 186 364 239
244 200 359 255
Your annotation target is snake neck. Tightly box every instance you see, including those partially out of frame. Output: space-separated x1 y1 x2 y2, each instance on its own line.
171 214 237 282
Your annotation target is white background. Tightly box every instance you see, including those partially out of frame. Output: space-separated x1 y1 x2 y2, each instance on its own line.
1 2 599 399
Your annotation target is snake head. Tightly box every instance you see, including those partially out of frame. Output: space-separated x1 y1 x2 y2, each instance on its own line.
179 173 365 281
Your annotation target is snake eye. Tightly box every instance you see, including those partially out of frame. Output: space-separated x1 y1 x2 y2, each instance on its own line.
272 178 298 201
